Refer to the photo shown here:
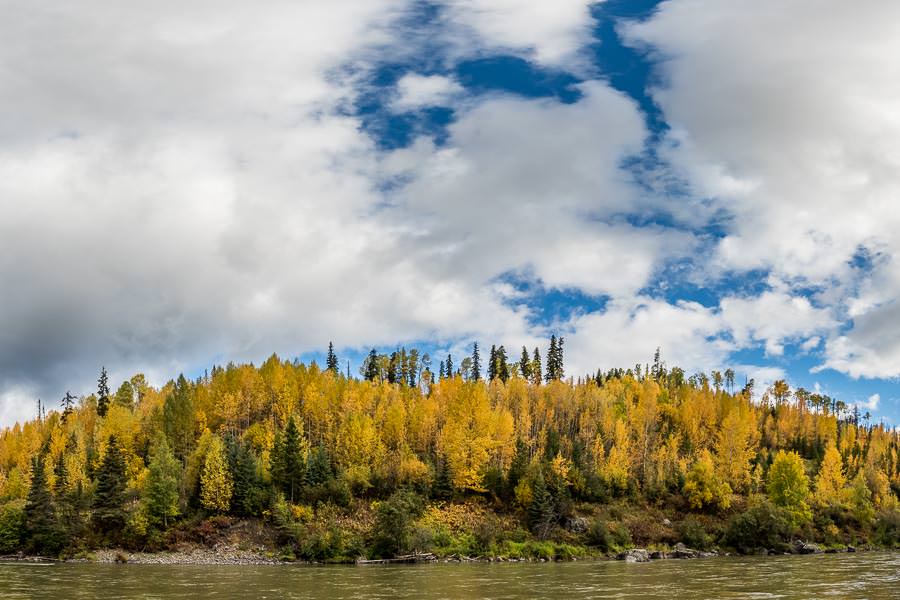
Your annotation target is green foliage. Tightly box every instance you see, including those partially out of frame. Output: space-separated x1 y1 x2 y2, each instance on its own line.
431 457 454 501
163 375 194 461
270 417 307 503
227 436 265 517
144 434 181 528
92 436 128 539
200 435 233 514
767 450 811 526
586 519 631 552
0 499 25 554
527 469 556 539
25 454 63 554
373 490 425 557
874 506 900 548
678 517 713 550
724 498 793 552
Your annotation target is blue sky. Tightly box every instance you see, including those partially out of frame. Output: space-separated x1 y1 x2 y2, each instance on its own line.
1 0 899 427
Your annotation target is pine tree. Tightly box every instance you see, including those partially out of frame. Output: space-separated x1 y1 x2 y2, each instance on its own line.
507 438 529 497
446 354 453 378
528 470 556 539
407 348 420 387
520 346 532 380
432 456 454 501
497 345 509 382
531 348 542 385
145 434 181 528
488 345 498 380
227 436 260 517
471 342 481 381
92 435 127 536
60 391 76 423
326 342 339 373
364 349 380 381
545 336 557 382
306 444 332 487
388 351 400 384
97 366 110 417
270 416 306 503
25 452 62 554
438 360 446 380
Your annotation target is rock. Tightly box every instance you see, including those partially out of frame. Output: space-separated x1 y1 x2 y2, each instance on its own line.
617 549 651 563
792 541 823 555
662 518 672 526
650 551 667 560
672 542 700 559
565 516 589 533
114 552 128 564
847 546 857 553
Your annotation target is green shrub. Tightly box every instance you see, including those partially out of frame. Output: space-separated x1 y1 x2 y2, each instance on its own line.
678 517 712 550
0 500 25 553
874 507 900 548
724 498 793 552
372 490 425 557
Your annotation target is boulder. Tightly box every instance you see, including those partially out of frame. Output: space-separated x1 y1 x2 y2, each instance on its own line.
616 549 651 563
672 542 700 559
649 551 668 560
847 546 857 553
791 541 822 555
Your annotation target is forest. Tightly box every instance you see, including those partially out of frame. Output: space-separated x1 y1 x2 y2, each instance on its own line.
1 338 899 561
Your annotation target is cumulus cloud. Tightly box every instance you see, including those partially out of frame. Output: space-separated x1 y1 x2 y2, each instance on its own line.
392 74 464 109
624 0 900 379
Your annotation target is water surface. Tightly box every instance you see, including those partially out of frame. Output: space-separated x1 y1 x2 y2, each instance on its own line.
1 553 898 599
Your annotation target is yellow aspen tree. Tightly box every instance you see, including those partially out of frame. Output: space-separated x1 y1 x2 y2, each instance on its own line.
715 408 755 493
814 443 847 506
200 435 233 514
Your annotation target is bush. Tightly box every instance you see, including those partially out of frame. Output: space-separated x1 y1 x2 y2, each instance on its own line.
874 507 900 548
0 500 25 553
678 517 713 550
372 490 425 557
586 519 631 552
724 498 793 552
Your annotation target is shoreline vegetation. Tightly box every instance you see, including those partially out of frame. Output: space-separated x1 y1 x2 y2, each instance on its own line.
1 341 899 565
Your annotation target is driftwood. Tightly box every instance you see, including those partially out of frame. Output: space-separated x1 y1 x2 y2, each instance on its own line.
356 552 437 565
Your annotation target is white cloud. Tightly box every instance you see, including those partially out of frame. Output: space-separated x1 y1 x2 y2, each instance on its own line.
393 74 464 109
624 0 900 379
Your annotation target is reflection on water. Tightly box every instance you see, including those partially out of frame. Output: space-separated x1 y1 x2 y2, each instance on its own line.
1 553 898 599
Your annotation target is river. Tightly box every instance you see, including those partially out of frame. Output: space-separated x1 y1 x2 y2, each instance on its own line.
1 553 898 599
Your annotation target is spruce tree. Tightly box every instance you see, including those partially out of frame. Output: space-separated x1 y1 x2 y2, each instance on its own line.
432 456 454 501
471 342 481 381
227 436 260 517
532 347 542 385
506 438 529 497
326 342 339 373
546 336 557 382
488 345 497 380
60 391 76 423
438 360 445 380
97 366 110 417
388 351 400 384
25 453 62 554
364 349 380 381
270 416 306 503
520 346 532 379
528 470 556 539
92 435 127 537
306 444 332 487
163 374 194 461
145 434 181 528
446 354 453 378
497 345 509 382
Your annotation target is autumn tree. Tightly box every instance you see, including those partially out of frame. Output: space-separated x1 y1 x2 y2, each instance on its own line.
767 450 811 526
200 435 233 514
97 366 111 417
814 443 847 507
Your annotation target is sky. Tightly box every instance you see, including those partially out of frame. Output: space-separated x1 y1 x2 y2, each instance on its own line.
1 0 899 427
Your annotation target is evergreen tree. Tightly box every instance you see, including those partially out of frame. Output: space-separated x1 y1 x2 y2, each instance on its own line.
114 380 134 410
97 366 110 417
92 435 127 537
446 354 453 378
432 456 454 501
270 416 306 503
364 349 380 381
531 347 542 385
407 348 420 387
488 345 498 380
163 374 194 461
227 436 261 517
471 342 481 381
507 438 530 497
144 434 181 528
497 345 510 382
60 391 76 423
528 469 556 539
326 342 339 373
388 351 400 384
520 346 532 380
438 360 445 380
306 444 332 487
24 452 62 554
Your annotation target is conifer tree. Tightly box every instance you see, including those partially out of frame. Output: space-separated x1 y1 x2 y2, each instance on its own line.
25 452 62 554
438 360 445 380
364 349 380 381
114 380 134 410
227 436 260 517
497 345 510 382
407 348 420 387
488 345 498 380
163 374 194 461
270 416 306 503
507 438 529 497
60 391 76 423
545 336 557 382
97 366 110 417
432 456 454 501
306 444 332 487
388 351 400 384
446 354 453 378
528 470 555 539
326 342 339 373
145 434 181 528
471 342 481 381
531 347 542 385
520 346 532 380
92 435 127 536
